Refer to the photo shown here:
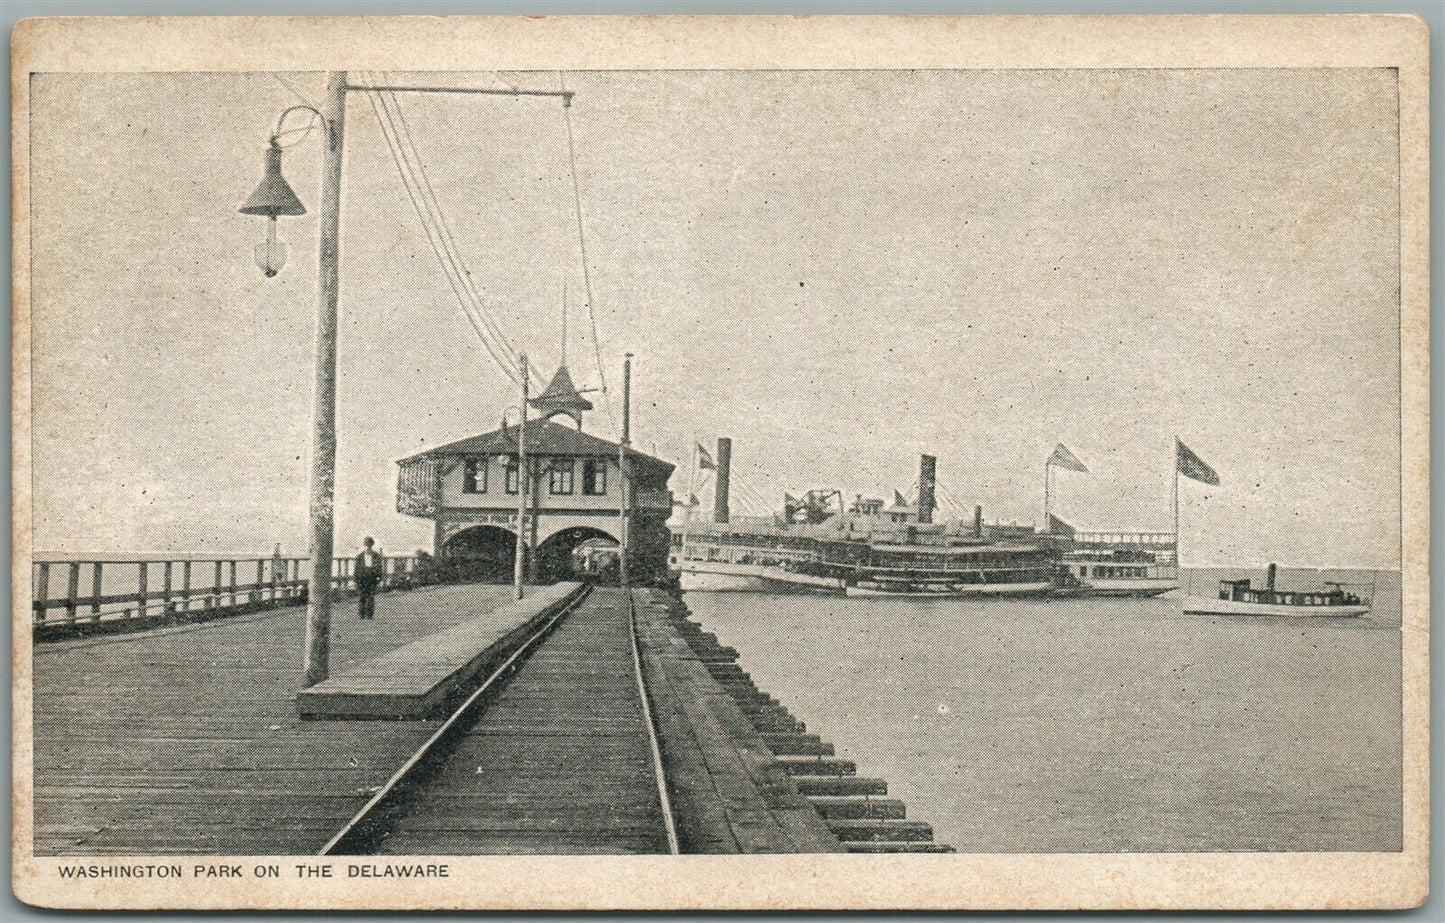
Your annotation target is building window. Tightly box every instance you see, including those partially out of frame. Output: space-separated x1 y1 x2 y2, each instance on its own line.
550 457 575 495
583 457 607 495
462 457 488 494
504 456 519 494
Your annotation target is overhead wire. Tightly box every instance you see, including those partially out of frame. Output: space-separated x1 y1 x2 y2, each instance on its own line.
359 72 617 422
559 72 617 431
377 78 542 389
727 469 775 516
377 75 536 386
365 86 527 386
272 73 316 107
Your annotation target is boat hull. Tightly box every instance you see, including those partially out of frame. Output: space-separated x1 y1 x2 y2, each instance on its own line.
679 570 773 593
1079 578 1179 598
678 561 845 595
846 580 1052 599
1181 595 1370 618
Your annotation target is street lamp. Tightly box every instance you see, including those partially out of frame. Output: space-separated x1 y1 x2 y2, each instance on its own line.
238 74 574 689
238 76 347 689
238 138 307 276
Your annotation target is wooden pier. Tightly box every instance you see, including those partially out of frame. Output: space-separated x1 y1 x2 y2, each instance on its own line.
32 580 944 855
331 588 674 855
31 554 427 638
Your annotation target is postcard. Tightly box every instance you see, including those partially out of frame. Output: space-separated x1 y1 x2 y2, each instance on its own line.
10 13 1428 910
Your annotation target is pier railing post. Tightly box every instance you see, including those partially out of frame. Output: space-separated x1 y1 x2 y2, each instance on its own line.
90 562 103 620
136 562 148 620
65 563 80 623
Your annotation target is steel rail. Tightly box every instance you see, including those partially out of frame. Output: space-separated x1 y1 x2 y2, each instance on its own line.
626 590 682 855
317 585 590 856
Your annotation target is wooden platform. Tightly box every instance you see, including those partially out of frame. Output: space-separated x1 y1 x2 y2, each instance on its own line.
364 588 671 855
296 582 583 719
632 589 846 854
32 584 523 855
31 582 850 856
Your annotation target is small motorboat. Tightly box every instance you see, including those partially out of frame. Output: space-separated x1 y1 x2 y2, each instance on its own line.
1182 564 1371 618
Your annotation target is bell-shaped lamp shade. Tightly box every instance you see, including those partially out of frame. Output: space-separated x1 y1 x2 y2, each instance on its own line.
239 142 307 218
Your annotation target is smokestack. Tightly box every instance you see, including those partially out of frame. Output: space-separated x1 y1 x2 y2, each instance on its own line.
917 454 936 525
1266 562 1277 591
714 437 732 524
974 504 983 537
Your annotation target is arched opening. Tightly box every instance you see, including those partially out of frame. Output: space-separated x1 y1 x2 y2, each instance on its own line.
441 525 517 583
535 527 619 583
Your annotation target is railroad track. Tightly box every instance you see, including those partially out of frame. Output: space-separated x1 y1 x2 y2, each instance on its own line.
319 586 680 856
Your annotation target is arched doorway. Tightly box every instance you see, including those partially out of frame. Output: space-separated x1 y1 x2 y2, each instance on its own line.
441 525 517 583
535 527 619 583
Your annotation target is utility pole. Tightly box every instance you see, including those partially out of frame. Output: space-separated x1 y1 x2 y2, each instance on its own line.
242 76 575 686
515 353 529 600
618 353 633 587
302 71 347 688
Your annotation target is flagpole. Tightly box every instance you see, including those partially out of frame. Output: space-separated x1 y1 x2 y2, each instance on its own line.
1172 439 1181 571
681 436 697 564
1043 460 1051 532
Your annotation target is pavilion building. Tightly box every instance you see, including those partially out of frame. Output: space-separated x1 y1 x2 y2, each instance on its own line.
395 365 675 583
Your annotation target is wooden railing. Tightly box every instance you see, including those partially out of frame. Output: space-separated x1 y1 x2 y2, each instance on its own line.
31 555 425 629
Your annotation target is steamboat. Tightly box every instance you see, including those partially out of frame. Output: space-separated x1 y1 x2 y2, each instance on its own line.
1049 520 1179 598
1182 563 1371 618
670 445 1077 598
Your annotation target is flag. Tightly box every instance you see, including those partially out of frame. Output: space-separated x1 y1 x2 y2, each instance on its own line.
1046 513 1076 537
1047 443 1089 473
783 493 802 522
696 443 715 470
1176 438 1221 486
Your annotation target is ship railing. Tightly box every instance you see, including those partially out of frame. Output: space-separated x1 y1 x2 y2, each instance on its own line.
856 562 1052 575
1072 531 1177 548
31 555 427 631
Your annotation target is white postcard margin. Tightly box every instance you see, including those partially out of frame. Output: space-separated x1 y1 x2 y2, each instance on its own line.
9 13 1429 910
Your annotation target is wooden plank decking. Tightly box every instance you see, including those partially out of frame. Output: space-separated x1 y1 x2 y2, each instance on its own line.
32 584 524 856
32 582 853 857
297 583 583 719
364 588 671 855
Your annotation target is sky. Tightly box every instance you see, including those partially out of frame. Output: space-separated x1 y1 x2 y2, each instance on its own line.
29 68 1401 567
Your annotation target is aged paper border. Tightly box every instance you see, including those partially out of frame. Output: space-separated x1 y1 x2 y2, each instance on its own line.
9 14 1429 910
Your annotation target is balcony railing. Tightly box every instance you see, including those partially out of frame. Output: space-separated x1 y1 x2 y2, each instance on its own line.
633 488 674 511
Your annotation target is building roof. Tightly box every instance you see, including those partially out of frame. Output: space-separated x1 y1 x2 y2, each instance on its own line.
399 417 674 483
529 365 594 420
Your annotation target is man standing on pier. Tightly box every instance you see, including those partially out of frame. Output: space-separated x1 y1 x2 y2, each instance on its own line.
355 538 384 620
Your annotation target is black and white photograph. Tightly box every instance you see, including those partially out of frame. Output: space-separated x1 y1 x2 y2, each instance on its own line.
11 13 1429 912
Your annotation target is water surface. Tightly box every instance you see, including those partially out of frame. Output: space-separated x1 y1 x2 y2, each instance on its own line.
686 568 1401 852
